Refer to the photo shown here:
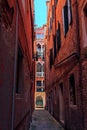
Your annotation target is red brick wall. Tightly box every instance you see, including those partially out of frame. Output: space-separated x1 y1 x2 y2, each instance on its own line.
0 0 34 130
78 0 87 130
45 0 84 130
0 21 15 130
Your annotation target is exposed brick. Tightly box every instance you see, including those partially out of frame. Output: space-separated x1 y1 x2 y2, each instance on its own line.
45 0 87 130
0 0 34 130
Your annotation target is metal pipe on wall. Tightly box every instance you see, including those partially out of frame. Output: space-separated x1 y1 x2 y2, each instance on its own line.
11 1 18 130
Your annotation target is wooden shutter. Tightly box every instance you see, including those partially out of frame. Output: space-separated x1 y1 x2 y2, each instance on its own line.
62 7 65 35
57 22 61 51
49 49 53 69
53 35 56 59
62 5 69 36
52 5 55 20
50 18 52 31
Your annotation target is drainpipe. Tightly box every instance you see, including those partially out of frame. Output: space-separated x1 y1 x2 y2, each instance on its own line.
11 1 18 130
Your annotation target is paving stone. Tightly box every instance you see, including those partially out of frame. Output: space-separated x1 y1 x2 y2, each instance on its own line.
29 110 65 130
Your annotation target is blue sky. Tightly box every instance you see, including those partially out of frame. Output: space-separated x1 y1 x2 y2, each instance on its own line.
34 0 47 27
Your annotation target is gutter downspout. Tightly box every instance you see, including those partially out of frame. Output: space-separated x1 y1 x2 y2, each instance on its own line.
11 1 18 130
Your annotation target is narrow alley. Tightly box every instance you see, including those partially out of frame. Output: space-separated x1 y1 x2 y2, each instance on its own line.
0 0 87 130
29 110 64 130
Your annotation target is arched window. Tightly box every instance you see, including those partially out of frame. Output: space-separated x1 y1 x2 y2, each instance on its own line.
37 63 42 72
37 44 41 52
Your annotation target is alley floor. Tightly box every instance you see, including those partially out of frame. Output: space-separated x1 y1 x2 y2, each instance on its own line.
29 109 65 130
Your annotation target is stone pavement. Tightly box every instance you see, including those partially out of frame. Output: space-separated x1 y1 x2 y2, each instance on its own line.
29 109 65 130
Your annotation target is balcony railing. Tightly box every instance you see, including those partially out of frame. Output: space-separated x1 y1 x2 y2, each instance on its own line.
36 72 44 77
36 86 44 88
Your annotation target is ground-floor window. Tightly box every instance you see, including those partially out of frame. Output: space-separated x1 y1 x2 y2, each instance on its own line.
69 74 76 105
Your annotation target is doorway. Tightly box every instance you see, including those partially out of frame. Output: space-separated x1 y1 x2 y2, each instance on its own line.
59 83 64 123
36 96 43 108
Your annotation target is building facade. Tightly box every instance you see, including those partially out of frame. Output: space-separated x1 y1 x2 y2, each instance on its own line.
78 0 87 130
45 0 87 130
34 26 46 108
0 0 34 130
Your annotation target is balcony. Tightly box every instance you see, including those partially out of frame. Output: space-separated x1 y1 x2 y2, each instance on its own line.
36 86 45 92
36 72 44 77
35 52 45 61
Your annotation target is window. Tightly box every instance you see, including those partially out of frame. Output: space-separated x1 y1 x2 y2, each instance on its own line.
69 74 76 105
36 88 44 92
36 63 44 72
50 18 52 31
36 44 44 59
48 27 50 38
42 64 44 72
36 81 41 86
53 35 57 59
43 80 45 86
41 88 45 92
16 44 24 94
42 45 45 52
36 88 42 92
52 5 55 21
62 5 69 36
62 0 72 36
36 34 44 39
56 22 61 52
37 44 41 52
36 51 38 61
49 49 53 69
67 0 72 25
37 63 42 72
83 3 87 33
